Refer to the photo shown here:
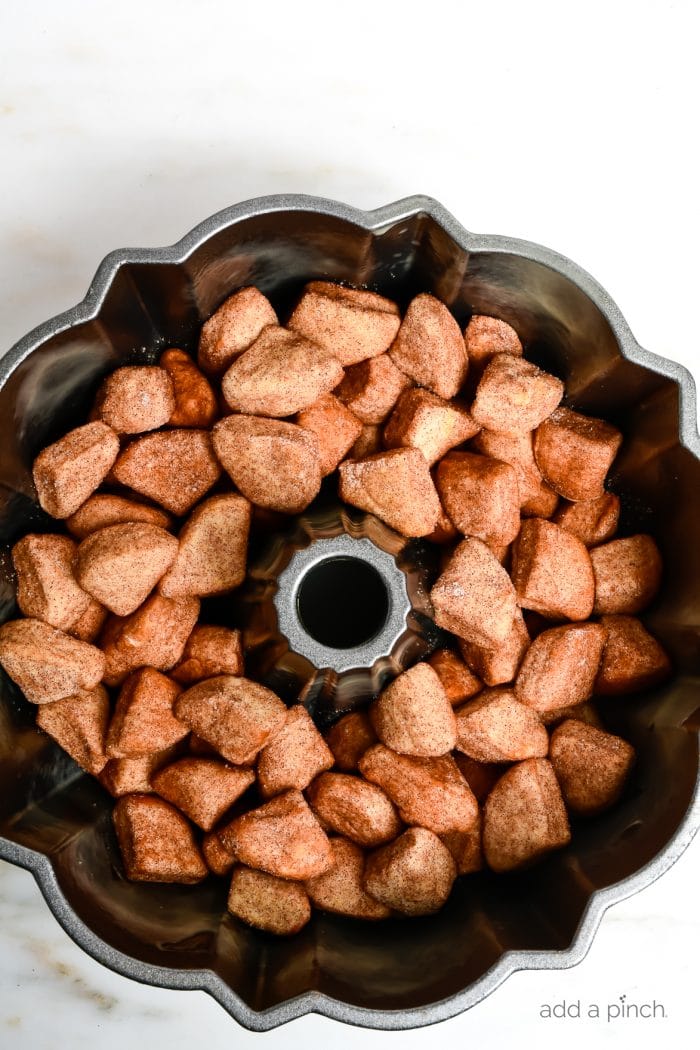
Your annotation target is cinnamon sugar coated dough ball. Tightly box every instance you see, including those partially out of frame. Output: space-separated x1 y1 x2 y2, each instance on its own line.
554 492 620 547
112 794 207 883
430 537 518 649
533 408 622 501
384 388 480 466
173 675 287 765
516 622 606 714
306 772 402 847
339 448 441 537
0 618 105 704
12 533 94 632
388 293 468 399
160 348 218 427
427 649 483 706
324 711 378 770
440 816 483 875
36 686 110 775
594 615 671 695
458 610 530 687
221 325 344 417
170 625 243 684
159 494 250 599
257 705 334 798
218 790 333 880
483 758 571 872
198 286 278 376
306 837 391 919
436 451 521 546
364 827 457 916
202 831 235 876
349 423 382 459
288 281 400 366
335 353 412 424
93 366 175 434
472 429 548 511
228 866 311 935
371 662 457 757
455 688 549 763
105 667 187 758
590 535 663 615
99 747 178 797
464 315 523 376
471 355 563 435
110 429 222 516
511 518 595 621
152 758 255 830
75 523 178 616
550 720 635 815
359 745 478 836
295 394 363 475
33 422 120 519
100 594 200 685
212 414 322 514
66 494 173 539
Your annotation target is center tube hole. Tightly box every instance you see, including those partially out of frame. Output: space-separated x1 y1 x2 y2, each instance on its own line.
296 556 390 650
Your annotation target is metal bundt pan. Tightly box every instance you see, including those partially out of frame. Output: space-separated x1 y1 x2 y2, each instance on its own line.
0 195 698 1031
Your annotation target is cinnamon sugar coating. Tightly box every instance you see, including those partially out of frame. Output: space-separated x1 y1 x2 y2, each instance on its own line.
550 720 635 815
66 494 173 539
170 625 243 684
219 789 333 880
111 429 221 516
33 422 120 519
160 348 218 427
288 281 400 366
371 662 457 757
306 837 391 919
202 831 236 876
12 533 94 632
99 746 178 797
306 772 402 847
436 450 521 545
430 537 518 649
534 408 622 501
455 687 548 763
228 866 311 935
511 519 594 621
384 388 479 466
335 353 412 424
389 293 468 399
173 675 287 765
112 794 207 883
198 287 278 376
100 594 200 685
464 315 523 377
324 711 377 771
516 622 606 714
483 758 570 872
553 492 620 547
76 523 178 616
364 827 456 916
590 534 662 615
359 745 478 836
257 705 334 798
0 618 105 704
159 494 250 599
105 667 187 758
594 615 671 695
471 355 563 436
458 610 530 686
440 813 483 875
427 649 482 706
222 324 344 417
295 393 363 475
35 685 110 775
212 414 322 514
152 757 255 830
339 448 441 537
94 366 175 434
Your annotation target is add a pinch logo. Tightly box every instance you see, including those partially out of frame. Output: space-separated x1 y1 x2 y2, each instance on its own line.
540 994 668 1021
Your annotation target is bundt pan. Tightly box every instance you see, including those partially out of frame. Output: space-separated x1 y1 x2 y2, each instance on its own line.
0 195 698 1031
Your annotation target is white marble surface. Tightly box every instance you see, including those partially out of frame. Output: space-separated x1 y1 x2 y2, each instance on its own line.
0 1 698 1047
